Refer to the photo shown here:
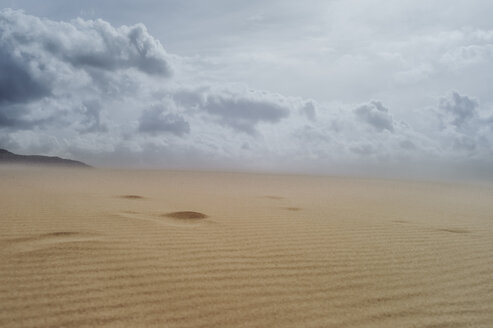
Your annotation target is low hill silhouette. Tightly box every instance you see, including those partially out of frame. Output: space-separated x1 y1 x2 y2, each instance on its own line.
0 149 91 168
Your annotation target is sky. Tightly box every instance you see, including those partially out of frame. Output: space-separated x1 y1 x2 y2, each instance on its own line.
1 1 493 179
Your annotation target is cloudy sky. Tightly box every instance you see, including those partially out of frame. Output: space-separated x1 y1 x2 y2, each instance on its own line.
1 1 493 179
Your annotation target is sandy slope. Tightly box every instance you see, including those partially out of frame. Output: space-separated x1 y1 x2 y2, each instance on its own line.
1 166 492 328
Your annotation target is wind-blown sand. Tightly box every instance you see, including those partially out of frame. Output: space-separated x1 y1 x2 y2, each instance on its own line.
1 166 492 328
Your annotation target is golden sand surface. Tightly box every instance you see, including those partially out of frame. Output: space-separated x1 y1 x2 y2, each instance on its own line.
1 166 492 328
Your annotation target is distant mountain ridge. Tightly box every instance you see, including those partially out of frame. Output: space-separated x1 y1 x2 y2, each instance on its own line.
0 149 91 168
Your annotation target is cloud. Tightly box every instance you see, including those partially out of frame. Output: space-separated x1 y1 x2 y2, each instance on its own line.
354 101 394 132
138 105 190 136
78 100 107 133
399 139 416 150
432 91 493 160
201 92 289 134
171 87 290 134
0 47 51 104
0 103 52 130
439 91 478 128
300 101 316 121
61 22 171 76
453 135 476 152
0 9 171 77
0 9 492 179
0 8 173 135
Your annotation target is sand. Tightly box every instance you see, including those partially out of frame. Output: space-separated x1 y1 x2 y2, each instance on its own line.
1 166 492 328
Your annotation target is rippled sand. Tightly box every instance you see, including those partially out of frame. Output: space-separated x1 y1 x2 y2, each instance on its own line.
1 166 492 327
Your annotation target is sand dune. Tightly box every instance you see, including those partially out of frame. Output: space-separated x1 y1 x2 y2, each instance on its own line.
1 166 492 327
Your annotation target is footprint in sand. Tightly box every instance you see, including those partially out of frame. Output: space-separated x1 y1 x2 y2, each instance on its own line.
283 207 302 211
262 195 284 200
119 195 145 200
161 211 212 226
436 228 470 234
117 211 210 227
162 211 208 220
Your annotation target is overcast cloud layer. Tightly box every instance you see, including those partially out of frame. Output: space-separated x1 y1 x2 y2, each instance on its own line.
1 3 493 179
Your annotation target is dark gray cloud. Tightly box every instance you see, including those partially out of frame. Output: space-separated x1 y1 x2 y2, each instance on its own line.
0 8 172 133
60 23 171 76
0 104 48 130
0 48 50 104
399 140 416 150
171 88 291 134
0 9 171 77
203 94 289 134
139 106 190 136
351 143 375 156
301 101 316 121
439 92 478 128
171 89 205 109
0 105 29 129
354 101 394 132
453 135 476 152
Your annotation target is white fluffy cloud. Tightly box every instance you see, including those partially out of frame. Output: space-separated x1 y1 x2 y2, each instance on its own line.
1 9 492 179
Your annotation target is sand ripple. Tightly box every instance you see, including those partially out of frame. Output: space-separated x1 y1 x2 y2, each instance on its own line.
1 168 492 327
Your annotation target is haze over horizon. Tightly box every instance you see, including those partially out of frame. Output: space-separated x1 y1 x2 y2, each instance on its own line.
1 1 493 179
